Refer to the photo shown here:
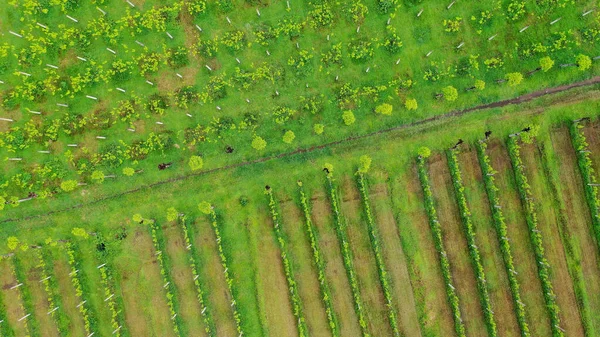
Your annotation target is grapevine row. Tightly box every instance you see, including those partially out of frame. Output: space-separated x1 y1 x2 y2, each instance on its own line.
569 121 600 254
65 242 99 337
506 137 564 336
0 275 14 337
416 156 466 337
446 149 498 337
98 262 130 337
356 173 401 337
325 173 370 337
149 221 185 337
12 255 41 337
297 182 340 337
36 249 70 335
207 209 244 336
179 216 216 336
265 188 309 337
475 140 530 337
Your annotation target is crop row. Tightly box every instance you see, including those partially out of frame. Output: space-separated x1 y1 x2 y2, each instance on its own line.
446 149 498 337
65 242 99 337
265 188 309 337
356 173 401 337
207 209 244 336
12 256 40 337
98 262 130 337
0 275 15 337
569 122 600 254
507 137 564 336
297 182 340 337
416 156 466 337
179 216 216 336
36 249 70 335
475 140 530 337
325 174 370 337
149 221 185 337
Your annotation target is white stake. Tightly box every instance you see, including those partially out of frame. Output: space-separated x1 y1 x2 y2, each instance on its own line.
19 71 31 77
8 158 21 161
116 87 126 93
38 150 50 154
186 113 192 117
519 26 529 33
166 32 173 39
126 0 135 7
156 121 163 125
550 17 561 25
205 65 212 71
18 314 30 322
96 136 106 139
583 9 594 16
97 7 106 15
236 57 241 64
106 48 116 54
387 18 391 25
135 40 145 47
47 307 59 315
256 8 260 16
0 118 14 122
195 25 202 32
365 67 370 73
66 15 78 23
266 50 270 56
10 283 23 289
57 103 68 107
447 1 455 9
39 276 51 282
104 294 114 302
127 128 135 132
67 144 78 147
77 56 87 62
176 73 183 79
226 16 231 24
146 80 154 85
9 31 23 38
286 0 290 9
36 22 48 29
97 263 106 269
46 64 58 69
456 42 464 49
86 95 98 100
488 34 497 41
426 50 433 57
395 58 400 65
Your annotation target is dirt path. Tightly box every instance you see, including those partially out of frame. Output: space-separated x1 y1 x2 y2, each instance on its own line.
0 259 28 336
5 77 600 225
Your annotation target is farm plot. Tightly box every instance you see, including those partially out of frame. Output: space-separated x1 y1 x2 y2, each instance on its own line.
0 258 29 337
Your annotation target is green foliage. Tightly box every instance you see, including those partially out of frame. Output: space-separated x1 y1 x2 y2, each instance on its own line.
417 146 431 158
7 236 19 250
506 72 524 87
282 130 295 144
474 79 486 91
375 103 393 116
188 155 204 171
313 124 325 135
443 17 463 33
539 56 554 72
358 155 372 174
576 54 592 71
309 4 333 28
198 201 212 215
71 227 88 238
132 213 143 223
442 86 458 101
348 39 374 62
520 124 540 144
91 170 105 183
252 136 267 150
404 98 418 111
342 110 356 126
166 207 178 222
60 179 78 192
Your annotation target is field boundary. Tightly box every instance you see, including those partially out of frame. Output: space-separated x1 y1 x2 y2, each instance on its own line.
3 76 600 225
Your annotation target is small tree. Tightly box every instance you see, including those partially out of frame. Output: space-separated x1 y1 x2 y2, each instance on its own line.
576 54 592 71
7 236 19 250
506 72 523 87
91 170 105 183
474 79 486 90
342 110 356 125
189 155 204 171
60 180 78 192
252 136 267 150
198 201 212 214
358 155 372 173
132 213 144 223
166 207 178 221
0 196 5 211
404 98 418 111
72 227 89 239
520 124 540 144
323 163 334 174
282 130 295 144
442 86 458 101
539 56 554 72
123 167 135 176
418 146 431 158
314 124 324 135
375 103 393 115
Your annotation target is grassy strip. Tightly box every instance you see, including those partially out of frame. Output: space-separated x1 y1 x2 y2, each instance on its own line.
569 121 600 254
179 216 216 336
265 188 309 337
36 249 70 335
416 156 467 337
476 140 531 337
96 258 130 337
0 274 15 337
539 141 595 336
506 137 564 336
297 182 340 337
355 173 401 337
11 255 41 337
148 221 186 337
207 209 244 336
325 173 370 337
65 242 99 337
446 149 498 337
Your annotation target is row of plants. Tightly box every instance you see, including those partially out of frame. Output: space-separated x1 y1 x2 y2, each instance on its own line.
297 182 339 337
0 279 14 337
97 263 130 337
265 188 309 337
475 140 531 337
178 216 216 336
324 173 370 337
148 221 186 337
204 207 244 336
416 156 466 337
446 149 498 337
36 249 70 335
569 121 600 254
11 255 40 337
506 137 564 337
64 242 99 337
355 173 401 337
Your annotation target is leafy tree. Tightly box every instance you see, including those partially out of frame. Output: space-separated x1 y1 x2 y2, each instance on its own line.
91 170 105 183
132 213 144 223
474 79 486 90
166 207 178 221
189 155 204 171
252 136 267 150
404 98 418 111
60 180 78 192
358 155 372 173
323 163 334 174
576 54 592 71
314 124 325 135
375 103 393 116
123 167 135 176
418 146 431 158
72 227 89 239
7 236 19 250
0 196 4 211
342 110 356 125
442 86 458 101
198 201 212 214
521 124 540 144
506 72 523 86
539 56 554 72
283 130 296 144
